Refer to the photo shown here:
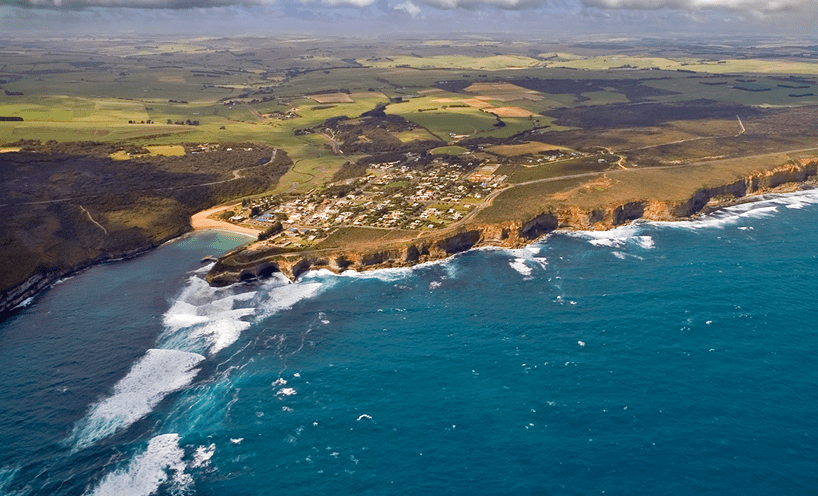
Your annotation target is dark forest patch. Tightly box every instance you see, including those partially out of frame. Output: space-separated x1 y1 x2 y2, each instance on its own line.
543 99 761 129
434 80 473 93
510 78 679 102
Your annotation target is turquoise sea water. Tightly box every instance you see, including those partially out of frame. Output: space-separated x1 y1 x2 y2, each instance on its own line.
1 192 818 496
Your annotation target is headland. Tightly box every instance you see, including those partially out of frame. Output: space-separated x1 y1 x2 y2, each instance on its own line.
206 155 818 285
4 35 818 315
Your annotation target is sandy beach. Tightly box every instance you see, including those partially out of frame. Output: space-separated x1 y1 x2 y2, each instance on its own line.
191 205 261 237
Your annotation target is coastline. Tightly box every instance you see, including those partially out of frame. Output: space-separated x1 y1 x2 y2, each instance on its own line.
0 205 263 320
3 159 817 320
0 225 191 320
0 204 263 321
206 159 818 286
190 204 262 238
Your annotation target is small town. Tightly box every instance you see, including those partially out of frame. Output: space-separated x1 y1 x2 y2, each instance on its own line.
226 154 508 249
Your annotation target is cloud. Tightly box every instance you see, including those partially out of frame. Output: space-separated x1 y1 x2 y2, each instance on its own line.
1 0 546 9
3 0 271 8
581 0 810 12
2 0 813 15
393 0 421 14
414 0 545 8
300 0 374 7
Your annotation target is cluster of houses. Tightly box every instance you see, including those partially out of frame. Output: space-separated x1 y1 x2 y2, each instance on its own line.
238 156 506 248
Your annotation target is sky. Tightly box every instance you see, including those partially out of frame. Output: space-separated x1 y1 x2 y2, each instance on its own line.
0 0 817 37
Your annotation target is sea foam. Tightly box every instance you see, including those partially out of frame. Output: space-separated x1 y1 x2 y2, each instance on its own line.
69 267 327 452
88 434 189 496
654 189 818 230
69 349 205 451
509 258 533 277
503 245 548 275
255 279 324 321
161 274 259 355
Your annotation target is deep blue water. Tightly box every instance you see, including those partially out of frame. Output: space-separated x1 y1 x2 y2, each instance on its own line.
2 193 818 496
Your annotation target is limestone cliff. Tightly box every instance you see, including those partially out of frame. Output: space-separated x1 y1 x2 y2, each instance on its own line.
206 160 818 286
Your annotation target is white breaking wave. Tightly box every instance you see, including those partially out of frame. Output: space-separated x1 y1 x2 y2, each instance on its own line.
509 258 533 277
190 443 215 469
192 263 214 274
654 189 818 230
580 224 639 247
70 349 205 451
504 245 548 276
255 279 324 321
87 434 189 496
634 236 654 249
161 275 259 355
577 225 655 250
563 223 657 257
68 266 327 454
504 244 543 259
13 297 34 310
189 317 253 356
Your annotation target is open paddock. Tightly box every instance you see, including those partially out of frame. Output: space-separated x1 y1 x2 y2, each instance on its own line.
483 107 535 118
362 54 542 71
158 75 186 83
465 82 540 95
394 129 442 143
463 82 543 103
350 91 387 100
430 145 468 155
307 93 355 104
315 226 418 250
487 141 572 157
495 156 611 184
147 144 186 156
433 98 494 108
0 122 197 144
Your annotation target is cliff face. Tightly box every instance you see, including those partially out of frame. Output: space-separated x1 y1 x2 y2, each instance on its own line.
206 160 818 286
0 225 190 316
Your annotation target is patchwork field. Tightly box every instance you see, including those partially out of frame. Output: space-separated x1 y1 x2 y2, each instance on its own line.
1 36 817 204
4 34 818 311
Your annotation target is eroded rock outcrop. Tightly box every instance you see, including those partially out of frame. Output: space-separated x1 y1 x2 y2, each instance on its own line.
206 160 818 286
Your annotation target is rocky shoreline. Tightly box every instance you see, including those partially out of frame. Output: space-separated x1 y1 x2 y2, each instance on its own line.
0 225 191 320
206 160 818 286
3 160 815 320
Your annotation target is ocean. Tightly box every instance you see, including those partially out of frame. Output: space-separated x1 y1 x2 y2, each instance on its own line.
1 191 817 496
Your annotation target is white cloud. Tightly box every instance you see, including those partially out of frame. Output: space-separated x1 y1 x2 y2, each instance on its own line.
394 0 421 14
301 0 375 6
4 0 815 15
9 0 273 8
415 0 544 8
582 0 810 12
